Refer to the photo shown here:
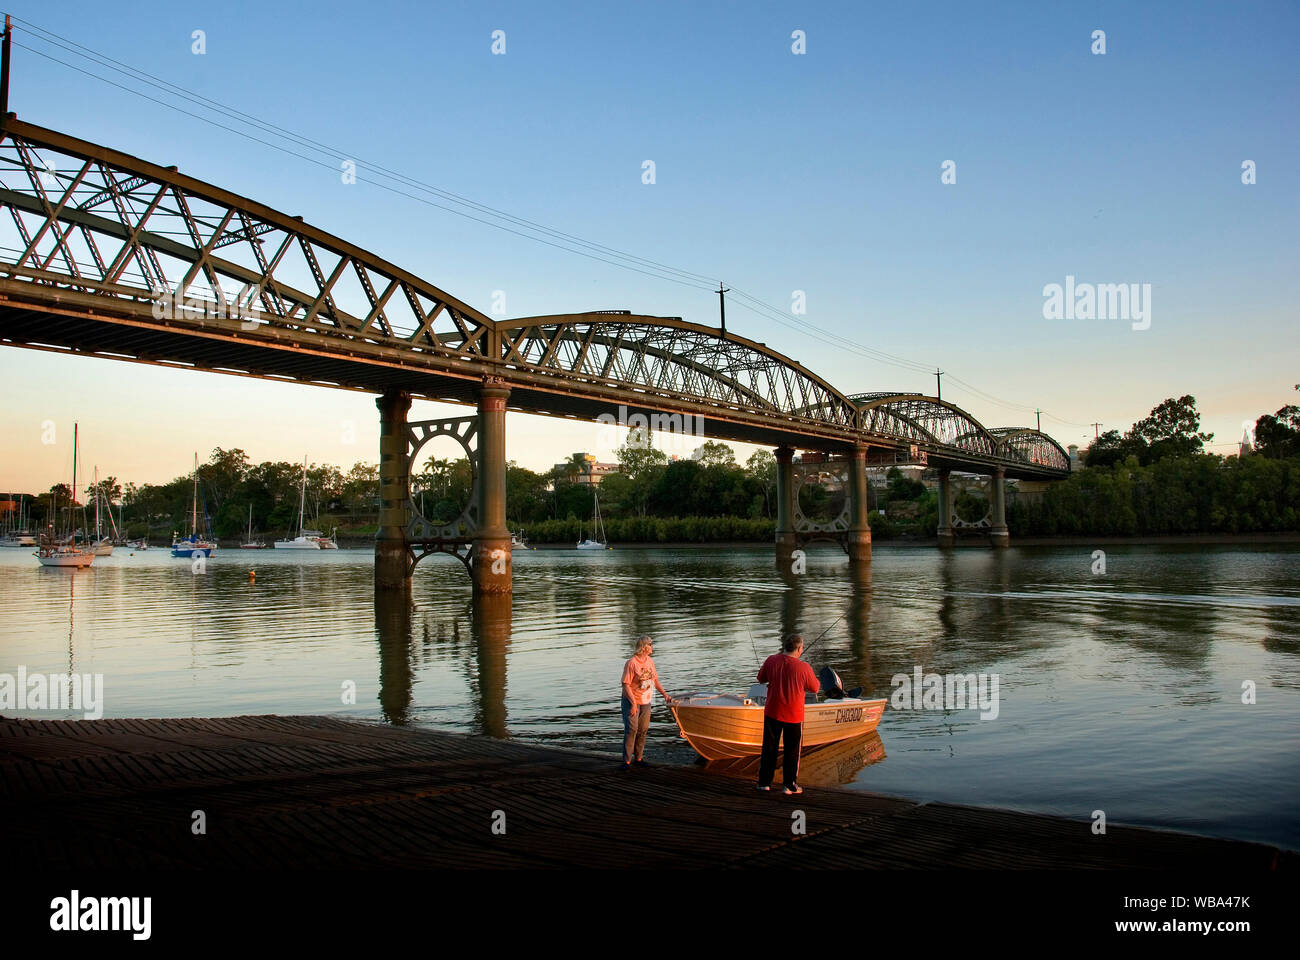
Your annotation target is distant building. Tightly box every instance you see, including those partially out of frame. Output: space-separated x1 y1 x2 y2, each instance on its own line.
553 453 620 485
1239 428 1254 458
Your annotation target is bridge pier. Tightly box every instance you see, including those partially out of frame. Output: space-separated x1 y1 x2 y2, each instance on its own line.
989 467 1009 548
936 467 954 547
774 445 797 572
472 379 513 594
847 443 872 564
375 390 413 592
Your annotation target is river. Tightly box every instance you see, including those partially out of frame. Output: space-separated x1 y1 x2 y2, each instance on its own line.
2 541 1297 849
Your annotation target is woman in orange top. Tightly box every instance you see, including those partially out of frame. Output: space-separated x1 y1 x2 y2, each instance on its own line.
620 635 674 768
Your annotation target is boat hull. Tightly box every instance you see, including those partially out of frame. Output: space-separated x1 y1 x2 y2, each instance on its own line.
171 541 217 558
705 731 887 786
670 695 887 760
36 549 95 568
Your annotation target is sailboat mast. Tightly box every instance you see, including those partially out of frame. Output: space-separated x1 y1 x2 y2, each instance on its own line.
94 466 101 539
192 453 198 536
71 422 78 539
298 456 307 535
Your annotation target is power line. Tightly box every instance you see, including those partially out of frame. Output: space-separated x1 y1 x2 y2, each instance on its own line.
10 42 721 295
7 16 1086 430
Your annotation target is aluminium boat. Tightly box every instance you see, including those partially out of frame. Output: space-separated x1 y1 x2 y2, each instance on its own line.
669 669 886 761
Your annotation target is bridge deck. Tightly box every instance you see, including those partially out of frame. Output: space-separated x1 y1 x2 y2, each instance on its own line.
0 714 1288 870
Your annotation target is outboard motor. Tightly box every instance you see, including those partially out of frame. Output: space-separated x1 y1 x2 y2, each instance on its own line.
819 666 845 700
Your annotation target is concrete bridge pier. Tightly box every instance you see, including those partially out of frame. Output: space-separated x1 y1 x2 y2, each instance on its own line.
847 443 872 564
989 467 1009 548
375 390 413 592
774 445 797 572
472 379 513 594
936 467 954 547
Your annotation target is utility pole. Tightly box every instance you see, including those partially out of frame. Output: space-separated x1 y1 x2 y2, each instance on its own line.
935 368 943 401
1 15 12 117
1090 422 1102 438
716 282 729 336
1035 409 1041 431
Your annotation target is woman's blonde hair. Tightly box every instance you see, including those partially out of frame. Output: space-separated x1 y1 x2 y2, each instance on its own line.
635 635 653 654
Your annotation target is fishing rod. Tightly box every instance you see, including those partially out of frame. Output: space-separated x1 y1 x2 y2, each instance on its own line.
800 610 848 661
745 620 762 665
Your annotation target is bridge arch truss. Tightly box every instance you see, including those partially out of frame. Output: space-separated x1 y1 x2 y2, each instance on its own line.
0 117 1069 480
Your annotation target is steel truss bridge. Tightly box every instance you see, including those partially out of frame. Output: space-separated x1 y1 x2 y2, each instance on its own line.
0 116 1070 590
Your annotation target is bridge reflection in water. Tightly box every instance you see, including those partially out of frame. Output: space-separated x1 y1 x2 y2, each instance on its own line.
375 560 877 747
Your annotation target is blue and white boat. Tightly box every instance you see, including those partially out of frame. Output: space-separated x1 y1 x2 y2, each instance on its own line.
171 533 216 558
172 454 218 559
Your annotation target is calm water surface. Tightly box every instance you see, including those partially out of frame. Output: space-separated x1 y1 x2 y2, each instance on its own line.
2 542 1297 849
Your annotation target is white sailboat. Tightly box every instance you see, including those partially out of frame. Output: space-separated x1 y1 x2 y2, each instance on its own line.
0 495 36 547
275 457 321 549
87 466 114 556
576 488 608 550
240 504 266 549
37 423 94 568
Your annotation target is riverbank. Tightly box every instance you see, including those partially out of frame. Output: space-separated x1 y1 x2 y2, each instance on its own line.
2 714 1290 870
513 532 1300 550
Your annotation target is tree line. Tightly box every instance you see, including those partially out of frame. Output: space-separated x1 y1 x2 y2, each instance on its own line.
1009 399 1300 536
17 397 1297 542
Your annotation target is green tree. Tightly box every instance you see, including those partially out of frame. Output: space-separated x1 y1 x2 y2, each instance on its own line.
1255 405 1300 459
693 440 736 467
1085 429 1137 468
745 450 777 517
341 462 379 518
1130 395 1213 463
616 428 667 516
505 462 549 526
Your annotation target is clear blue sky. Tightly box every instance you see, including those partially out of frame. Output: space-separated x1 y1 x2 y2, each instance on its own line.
2 0 1296 488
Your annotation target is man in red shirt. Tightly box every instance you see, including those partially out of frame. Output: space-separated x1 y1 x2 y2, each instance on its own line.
756 633 820 794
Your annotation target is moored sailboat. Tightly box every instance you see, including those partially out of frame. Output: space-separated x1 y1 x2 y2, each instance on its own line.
576 488 608 550
87 466 114 556
240 504 266 549
1 495 37 547
275 457 320 550
36 423 94 568
171 454 218 558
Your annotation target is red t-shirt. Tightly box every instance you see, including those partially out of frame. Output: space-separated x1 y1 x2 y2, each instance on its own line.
757 654 820 723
